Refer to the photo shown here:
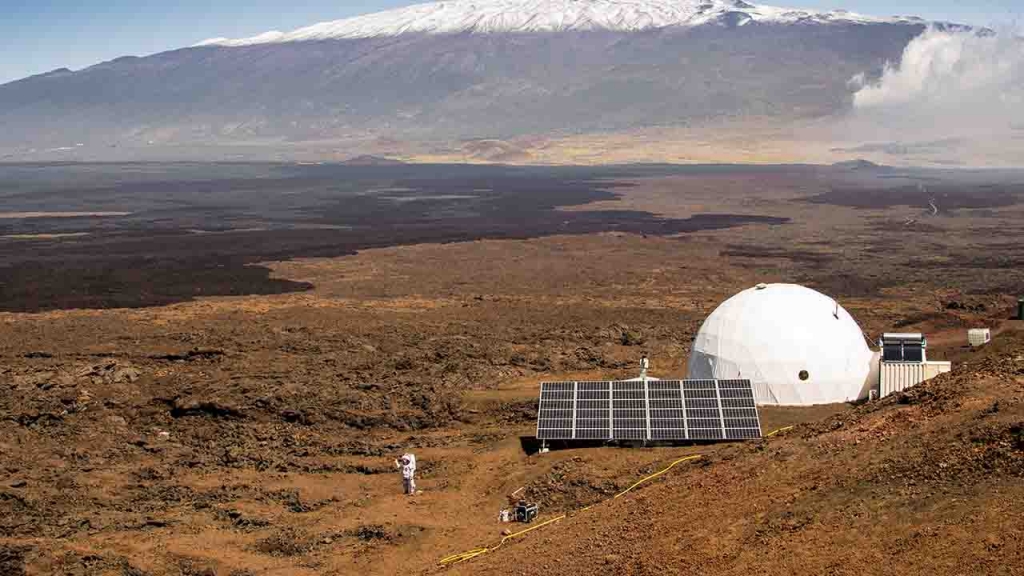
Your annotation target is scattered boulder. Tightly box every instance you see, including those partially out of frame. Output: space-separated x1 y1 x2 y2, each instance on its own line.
255 529 312 557
170 398 245 419
620 329 645 346
153 349 226 362
12 411 63 427
177 558 217 576
11 372 55 389
351 524 395 542
598 323 646 346
73 361 144 385
215 509 271 531
945 300 987 312
280 409 315 425
111 366 142 384
107 415 128 428
0 545 28 576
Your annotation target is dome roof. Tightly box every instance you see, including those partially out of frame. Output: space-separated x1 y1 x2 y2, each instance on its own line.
687 283 875 406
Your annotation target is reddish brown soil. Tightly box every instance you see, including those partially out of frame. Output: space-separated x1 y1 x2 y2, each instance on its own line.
455 330 1024 575
1 167 1022 575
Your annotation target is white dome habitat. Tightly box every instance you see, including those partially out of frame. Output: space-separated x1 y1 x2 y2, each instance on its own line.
687 283 875 406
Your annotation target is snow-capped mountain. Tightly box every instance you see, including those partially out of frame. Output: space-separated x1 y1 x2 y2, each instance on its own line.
0 0 949 156
199 0 923 46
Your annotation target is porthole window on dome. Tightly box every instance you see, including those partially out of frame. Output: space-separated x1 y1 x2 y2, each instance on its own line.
799 370 809 381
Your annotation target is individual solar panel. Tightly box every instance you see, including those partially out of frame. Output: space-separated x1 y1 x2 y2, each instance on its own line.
717 379 762 440
882 343 903 362
536 379 761 442
682 379 724 440
612 381 646 440
536 382 574 440
575 381 611 440
648 380 686 440
903 346 924 363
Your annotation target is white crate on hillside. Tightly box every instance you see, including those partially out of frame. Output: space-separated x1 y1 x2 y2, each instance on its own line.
968 328 991 347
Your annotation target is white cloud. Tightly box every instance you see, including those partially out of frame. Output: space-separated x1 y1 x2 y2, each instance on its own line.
827 27 1024 166
850 27 1024 132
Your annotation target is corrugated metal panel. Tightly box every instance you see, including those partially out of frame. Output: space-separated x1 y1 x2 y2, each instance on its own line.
923 362 951 380
879 362 952 398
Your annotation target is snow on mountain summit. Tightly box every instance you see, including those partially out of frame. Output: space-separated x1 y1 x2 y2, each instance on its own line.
197 0 924 46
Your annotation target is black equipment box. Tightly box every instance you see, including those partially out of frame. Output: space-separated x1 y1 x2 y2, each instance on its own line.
515 502 538 523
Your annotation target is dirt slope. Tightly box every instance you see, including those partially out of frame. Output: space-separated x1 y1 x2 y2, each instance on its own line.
0 184 1021 576
454 331 1024 576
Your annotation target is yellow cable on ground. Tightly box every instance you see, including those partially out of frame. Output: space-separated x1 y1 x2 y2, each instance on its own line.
439 514 568 566
438 425 795 567
764 425 794 438
612 454 703 499
438 454 703 567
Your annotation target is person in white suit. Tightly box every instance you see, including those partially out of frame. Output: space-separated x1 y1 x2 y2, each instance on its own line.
395 453 416 495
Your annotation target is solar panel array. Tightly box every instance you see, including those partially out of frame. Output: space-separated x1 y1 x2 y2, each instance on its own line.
537 379 761 441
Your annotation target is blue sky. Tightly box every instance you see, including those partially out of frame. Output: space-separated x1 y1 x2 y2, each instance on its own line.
2 0 1019 85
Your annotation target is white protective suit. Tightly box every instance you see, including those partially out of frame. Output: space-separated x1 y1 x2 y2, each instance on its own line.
396 453 416 494
398 453 416 478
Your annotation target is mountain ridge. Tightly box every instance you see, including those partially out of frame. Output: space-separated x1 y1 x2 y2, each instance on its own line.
197 0 931 46
0 2 953 158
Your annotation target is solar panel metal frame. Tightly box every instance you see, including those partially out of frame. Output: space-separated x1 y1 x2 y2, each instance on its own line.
536 379 761 441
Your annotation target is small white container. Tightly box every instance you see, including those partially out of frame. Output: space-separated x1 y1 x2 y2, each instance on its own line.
968 328 991 347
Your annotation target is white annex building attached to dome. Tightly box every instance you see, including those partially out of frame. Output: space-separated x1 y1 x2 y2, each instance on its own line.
687 283 876 406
